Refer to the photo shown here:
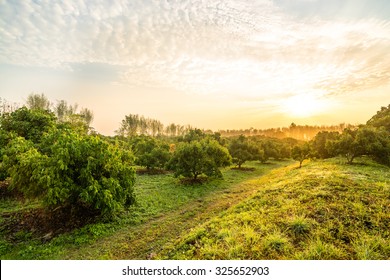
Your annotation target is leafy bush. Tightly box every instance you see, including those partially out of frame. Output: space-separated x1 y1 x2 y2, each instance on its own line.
291 143 311 168
132 136 170 170
2 129 136 217
326 127 390 165
228 135 259 168
168 138 231 180
0 107 55 143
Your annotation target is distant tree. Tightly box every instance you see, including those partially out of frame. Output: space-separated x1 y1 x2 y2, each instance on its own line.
53 100 77 122
258 148 267 163
26 93 51 111
117 114 140 137
149 119 164 136
258 138 280 162
0 98 19 115
79 108 94 127
228 135 259 168
279 144 291 159
166 123 178 137
291 143 311 168
181 128 206 143
168 139 231 180
210 132 226 146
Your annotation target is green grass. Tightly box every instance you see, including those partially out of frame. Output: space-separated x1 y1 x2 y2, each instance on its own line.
1 158 389 259
159 158 390 260
0 160 289 259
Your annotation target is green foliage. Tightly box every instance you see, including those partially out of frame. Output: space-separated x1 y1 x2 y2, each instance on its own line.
0 107 56 143
180 128 206 143
228 135 259 168
53 100 94 134
250 136 294 162
2 136 47 197
291 143 311 168
259 138 281 161
366 104 390 132
328 127 390 165
289 216 311 237
310 131 340 159
368 128 390 165
57 114 90 135
2 129 136 217
132 136 170 170
0 161 286 259
169 139 231 180
0 129 12 180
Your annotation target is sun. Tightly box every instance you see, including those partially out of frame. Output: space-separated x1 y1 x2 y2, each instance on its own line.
282 94 328 118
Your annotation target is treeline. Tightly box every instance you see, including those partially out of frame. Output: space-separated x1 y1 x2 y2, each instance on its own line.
120 105 390 176
291 105 390 166
116 113 203 137
218 123 355 141
116 113 353 141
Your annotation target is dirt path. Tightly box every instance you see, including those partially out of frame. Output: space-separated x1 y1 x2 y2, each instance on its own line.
64 176 272 259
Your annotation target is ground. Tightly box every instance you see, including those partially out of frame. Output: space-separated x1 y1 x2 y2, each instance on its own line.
0 158 389 260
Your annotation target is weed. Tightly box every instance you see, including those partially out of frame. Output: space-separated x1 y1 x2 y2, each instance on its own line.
289 216 311 238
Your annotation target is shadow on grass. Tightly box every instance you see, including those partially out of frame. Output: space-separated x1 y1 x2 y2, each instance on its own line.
179 177 210 185
136 168 172 175
231 167 256 171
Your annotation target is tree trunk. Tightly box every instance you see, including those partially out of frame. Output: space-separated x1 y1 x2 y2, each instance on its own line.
346 153 355 164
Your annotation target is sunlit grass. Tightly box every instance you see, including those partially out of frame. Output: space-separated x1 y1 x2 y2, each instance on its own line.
161 158 390 260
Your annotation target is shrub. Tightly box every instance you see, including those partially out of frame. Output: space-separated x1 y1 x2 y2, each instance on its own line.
0 107 55 143
2 129 136 217
228 135 259 168
291 143 311 168
132 136 170 170
168 138 231 180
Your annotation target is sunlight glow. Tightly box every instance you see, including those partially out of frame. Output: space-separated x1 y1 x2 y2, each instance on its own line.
281 94 330 118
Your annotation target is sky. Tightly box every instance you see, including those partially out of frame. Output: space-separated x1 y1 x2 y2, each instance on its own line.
1 0 390 135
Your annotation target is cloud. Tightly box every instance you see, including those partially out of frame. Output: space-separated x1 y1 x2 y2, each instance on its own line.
1 0 390 101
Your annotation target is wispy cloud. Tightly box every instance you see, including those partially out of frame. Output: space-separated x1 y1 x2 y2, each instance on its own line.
1 0 390 102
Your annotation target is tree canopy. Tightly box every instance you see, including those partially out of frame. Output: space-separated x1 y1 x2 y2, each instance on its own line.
228 135 259 168
168 138 231 180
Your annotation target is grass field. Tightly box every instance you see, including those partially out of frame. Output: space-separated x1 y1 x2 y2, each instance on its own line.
0 160 290 259
1 158 389 259
159 158 390 260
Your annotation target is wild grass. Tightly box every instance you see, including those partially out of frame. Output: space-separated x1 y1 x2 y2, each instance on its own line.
160 157 390 259
1 157 388 259
0 161 289 259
